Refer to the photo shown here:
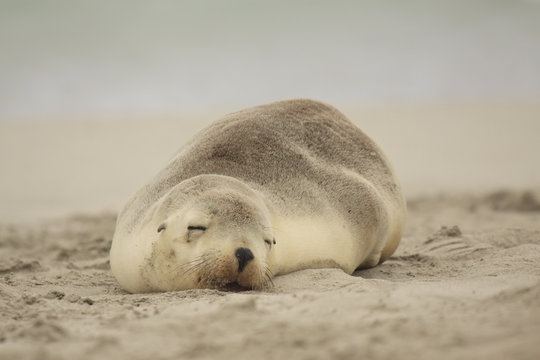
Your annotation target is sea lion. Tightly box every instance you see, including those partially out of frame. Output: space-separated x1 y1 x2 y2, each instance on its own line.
110 99 406 293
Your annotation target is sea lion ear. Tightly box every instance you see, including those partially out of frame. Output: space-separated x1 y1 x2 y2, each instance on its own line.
157 222 167 233
273 238 276 245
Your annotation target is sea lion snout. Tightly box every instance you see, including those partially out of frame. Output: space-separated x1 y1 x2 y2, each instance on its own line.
235 247 254 272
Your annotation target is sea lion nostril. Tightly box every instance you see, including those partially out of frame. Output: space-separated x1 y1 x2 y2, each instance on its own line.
235 247 254 272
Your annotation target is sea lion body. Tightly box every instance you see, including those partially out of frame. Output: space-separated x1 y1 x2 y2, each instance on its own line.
110 99 406 293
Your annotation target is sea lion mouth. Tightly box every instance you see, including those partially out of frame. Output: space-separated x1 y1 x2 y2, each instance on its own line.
220 278 274 292
197 276 267 292
221 282 251 292
197 279 251 292
195 273 249 291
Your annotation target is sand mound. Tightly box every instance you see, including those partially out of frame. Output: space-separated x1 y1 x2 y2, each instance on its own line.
482 190 540 212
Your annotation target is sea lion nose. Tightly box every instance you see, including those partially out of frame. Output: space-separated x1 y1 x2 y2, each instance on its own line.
235 247 254 272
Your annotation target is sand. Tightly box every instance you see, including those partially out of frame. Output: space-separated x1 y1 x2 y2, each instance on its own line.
1 103 540 359
1 192 539 360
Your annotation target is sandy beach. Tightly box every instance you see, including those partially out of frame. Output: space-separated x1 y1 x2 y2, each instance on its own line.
1 103 539 360
2 1 540 358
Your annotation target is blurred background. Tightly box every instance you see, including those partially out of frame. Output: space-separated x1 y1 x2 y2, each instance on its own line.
1 0 539 221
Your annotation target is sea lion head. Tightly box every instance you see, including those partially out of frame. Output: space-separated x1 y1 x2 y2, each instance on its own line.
141 175 276 292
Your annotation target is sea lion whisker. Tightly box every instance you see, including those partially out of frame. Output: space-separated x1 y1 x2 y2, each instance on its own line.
182 257 215 276
182 263 209 277
168 254 215 275
264 267 274 288
168 257 206 274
